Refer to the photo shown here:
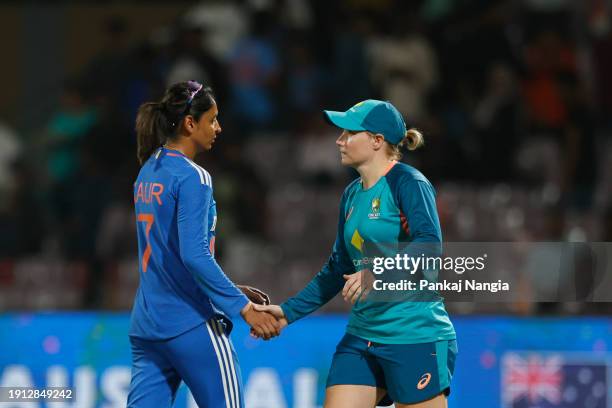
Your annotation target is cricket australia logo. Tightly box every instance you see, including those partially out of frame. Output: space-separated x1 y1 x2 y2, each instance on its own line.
368 198 381 219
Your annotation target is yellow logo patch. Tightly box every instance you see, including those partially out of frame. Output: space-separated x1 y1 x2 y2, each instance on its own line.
351 229 364 252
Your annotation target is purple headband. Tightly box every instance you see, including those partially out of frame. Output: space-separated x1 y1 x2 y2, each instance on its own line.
186 81 203 105
170 81 204 127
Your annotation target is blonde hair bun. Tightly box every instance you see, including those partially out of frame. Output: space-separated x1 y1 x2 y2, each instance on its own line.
403 128 424 151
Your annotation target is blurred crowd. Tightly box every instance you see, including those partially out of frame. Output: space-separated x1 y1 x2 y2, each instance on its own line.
0 0 611 313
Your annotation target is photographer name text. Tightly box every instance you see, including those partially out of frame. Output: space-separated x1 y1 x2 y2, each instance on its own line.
373 279 510 293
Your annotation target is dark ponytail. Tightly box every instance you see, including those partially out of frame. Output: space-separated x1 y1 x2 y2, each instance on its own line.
135 102 170 165
135 80 215 165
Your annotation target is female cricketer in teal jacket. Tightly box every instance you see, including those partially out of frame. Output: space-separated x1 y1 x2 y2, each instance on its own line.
256 100 457 408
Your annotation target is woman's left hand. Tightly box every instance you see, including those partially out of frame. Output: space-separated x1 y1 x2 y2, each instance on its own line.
342 270 372 304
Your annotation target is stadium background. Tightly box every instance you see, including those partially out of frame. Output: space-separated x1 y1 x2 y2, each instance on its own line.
0 0 611 407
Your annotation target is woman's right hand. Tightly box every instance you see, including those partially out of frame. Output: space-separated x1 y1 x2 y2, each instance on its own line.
240 302 281 340
342 270 373 304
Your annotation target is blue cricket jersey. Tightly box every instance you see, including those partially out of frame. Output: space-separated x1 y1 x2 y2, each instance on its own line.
129 147 248 340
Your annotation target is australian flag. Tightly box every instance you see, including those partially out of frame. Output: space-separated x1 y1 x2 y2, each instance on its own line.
502 352 609 408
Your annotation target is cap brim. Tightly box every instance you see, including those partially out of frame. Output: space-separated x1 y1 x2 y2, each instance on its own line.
323 110 366 131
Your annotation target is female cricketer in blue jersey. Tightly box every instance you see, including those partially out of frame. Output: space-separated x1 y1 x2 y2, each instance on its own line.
128 81 280 408
256 100 457 408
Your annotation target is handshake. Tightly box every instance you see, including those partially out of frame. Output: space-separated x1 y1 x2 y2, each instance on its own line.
238 272 370 339
238 285 287 340
237 271 370 340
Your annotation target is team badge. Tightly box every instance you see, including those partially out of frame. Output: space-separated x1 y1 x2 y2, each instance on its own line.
368 198 381 219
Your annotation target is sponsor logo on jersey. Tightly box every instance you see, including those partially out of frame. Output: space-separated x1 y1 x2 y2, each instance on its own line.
353 257 376 268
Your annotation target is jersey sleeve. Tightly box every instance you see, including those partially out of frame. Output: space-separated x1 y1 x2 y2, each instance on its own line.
398 178 442 243
176 172 249 318
396 178 443 263
280 189 355 324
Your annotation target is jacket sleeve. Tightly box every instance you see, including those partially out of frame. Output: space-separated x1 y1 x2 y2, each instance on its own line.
176 172 249 317
280 190 355 323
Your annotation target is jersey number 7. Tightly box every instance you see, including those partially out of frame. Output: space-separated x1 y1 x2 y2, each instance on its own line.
137 213 154 272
